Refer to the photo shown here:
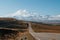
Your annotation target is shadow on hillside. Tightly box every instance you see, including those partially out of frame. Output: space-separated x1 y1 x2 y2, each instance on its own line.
0 29 19 40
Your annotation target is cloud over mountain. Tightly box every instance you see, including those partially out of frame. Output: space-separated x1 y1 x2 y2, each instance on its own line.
48 15 60 20
11 10 32 17
9 9 42 21
0 9 60 21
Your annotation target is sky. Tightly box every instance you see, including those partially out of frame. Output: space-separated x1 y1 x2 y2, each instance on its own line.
0 0 60 20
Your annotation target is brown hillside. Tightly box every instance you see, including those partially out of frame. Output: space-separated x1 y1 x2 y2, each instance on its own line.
0 18 28 31
0 18 35 40
31 22 60 33
0 18 16 21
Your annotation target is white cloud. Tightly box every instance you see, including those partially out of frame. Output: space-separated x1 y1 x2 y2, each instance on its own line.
48 15 60 20
0 9 60 21
11 9 32 17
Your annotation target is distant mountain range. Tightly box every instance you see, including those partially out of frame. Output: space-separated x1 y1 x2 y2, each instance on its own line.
12 15 60 25
0 17 60 25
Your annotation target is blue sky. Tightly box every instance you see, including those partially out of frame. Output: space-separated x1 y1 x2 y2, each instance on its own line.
0 0 60 20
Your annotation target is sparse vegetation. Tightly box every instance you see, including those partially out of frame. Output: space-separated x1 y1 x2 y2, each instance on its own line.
0 18 29 40
31 22 60 33
0 18 60 40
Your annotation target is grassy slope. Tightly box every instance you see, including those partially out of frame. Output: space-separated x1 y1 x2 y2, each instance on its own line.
31 22 60 33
